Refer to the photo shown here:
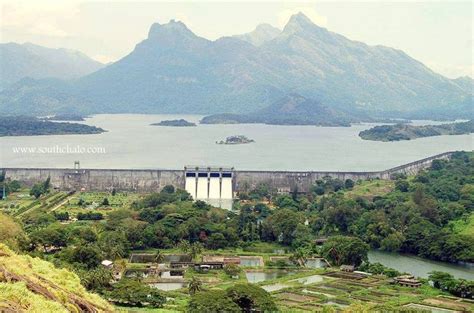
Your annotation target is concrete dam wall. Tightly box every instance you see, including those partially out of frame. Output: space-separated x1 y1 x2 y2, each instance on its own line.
1 151 455 197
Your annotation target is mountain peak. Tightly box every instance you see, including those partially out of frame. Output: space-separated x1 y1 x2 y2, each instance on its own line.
148 19 194 39
233 23 280 46
283 12 321 34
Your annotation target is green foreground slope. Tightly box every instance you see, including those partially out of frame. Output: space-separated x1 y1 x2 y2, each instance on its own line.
0 243 114 312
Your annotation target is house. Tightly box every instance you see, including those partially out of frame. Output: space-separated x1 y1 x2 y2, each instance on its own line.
194 262 224 272
314 238 328 245
101 260 113 268
340 265 355 272
170 261 195 269
394 275 421 288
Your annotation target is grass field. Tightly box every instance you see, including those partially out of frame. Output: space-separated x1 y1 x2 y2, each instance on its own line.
345 179 394 200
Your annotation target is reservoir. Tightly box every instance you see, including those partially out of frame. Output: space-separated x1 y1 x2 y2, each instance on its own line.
0 114 471 170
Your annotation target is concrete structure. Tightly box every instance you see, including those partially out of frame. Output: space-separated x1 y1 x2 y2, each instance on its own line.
0 151 457 198
184 166 234 202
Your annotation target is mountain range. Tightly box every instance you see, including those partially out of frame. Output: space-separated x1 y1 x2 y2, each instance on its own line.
0 13 472 119
0 42 104 91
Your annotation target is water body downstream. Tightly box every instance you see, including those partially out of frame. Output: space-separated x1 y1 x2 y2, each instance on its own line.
368 251 474 280
0 115 471 170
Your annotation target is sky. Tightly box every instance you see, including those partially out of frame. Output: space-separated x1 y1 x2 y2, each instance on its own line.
1 0 472 78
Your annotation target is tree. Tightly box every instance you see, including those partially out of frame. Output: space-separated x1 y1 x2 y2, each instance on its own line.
321 236 369 266
344 179 355 189
263 208 304 245
162 185 175 194
178 239 191 254
30 223 67 252
290 247 310 267
0 212 25 249
380 232 405 252
29 177 51 199
102 198 109 206
395 179 409 192
107 279 165 307
78 267 112 291
226 283 278 312
189 242 203 260
188 290 240 313
30 183 44 199
54 211 69 221
69 244 103 269
154 250 164 263
188 276 203 295
207 233 227 249
98 231 130 259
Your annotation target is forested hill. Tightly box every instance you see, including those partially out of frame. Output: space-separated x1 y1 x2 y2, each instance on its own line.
359 120 474 141
200 94 356 126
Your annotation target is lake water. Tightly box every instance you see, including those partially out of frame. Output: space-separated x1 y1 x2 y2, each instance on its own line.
1 114 471 170
368 251 474 280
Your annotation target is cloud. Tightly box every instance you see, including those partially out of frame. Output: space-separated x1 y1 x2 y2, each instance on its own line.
426 61 474 79
1 1 80 38
278 6 328 28
92 54 117 64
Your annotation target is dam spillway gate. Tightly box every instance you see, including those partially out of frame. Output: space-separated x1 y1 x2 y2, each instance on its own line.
184 166 234 208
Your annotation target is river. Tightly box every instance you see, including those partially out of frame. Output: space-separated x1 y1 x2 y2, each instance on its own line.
0 114 471 170
368 251 474 280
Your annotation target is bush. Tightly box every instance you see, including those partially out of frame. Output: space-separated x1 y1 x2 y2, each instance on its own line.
224 263 241 277
77 212 103 220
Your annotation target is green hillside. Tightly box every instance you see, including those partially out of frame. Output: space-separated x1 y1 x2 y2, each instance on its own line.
0 243 114 312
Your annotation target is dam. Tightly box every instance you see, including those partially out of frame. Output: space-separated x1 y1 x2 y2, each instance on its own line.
0 151 456 206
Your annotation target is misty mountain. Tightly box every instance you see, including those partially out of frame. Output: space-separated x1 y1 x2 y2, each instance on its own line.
233 24 281 46
0 13 471 118
0 42 104 91
200 93 354 126
452 76 474 95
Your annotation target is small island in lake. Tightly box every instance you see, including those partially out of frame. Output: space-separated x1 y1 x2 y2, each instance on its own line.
359 120 473 141
0 116 105 137
217 135 255 145
151 119 196 127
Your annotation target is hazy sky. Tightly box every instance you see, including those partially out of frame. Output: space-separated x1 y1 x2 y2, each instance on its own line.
1 0 472 78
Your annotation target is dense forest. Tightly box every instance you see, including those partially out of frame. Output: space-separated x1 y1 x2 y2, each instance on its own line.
359 120 474 141
0 116 105 136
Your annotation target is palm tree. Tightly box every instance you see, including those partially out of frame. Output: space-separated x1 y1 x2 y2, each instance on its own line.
188 276 203 295
290 248 309 267
189 242 203 261
178 240 191 254
154 250 164 263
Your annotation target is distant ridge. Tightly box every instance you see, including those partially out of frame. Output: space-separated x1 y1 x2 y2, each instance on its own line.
0 42 104 90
